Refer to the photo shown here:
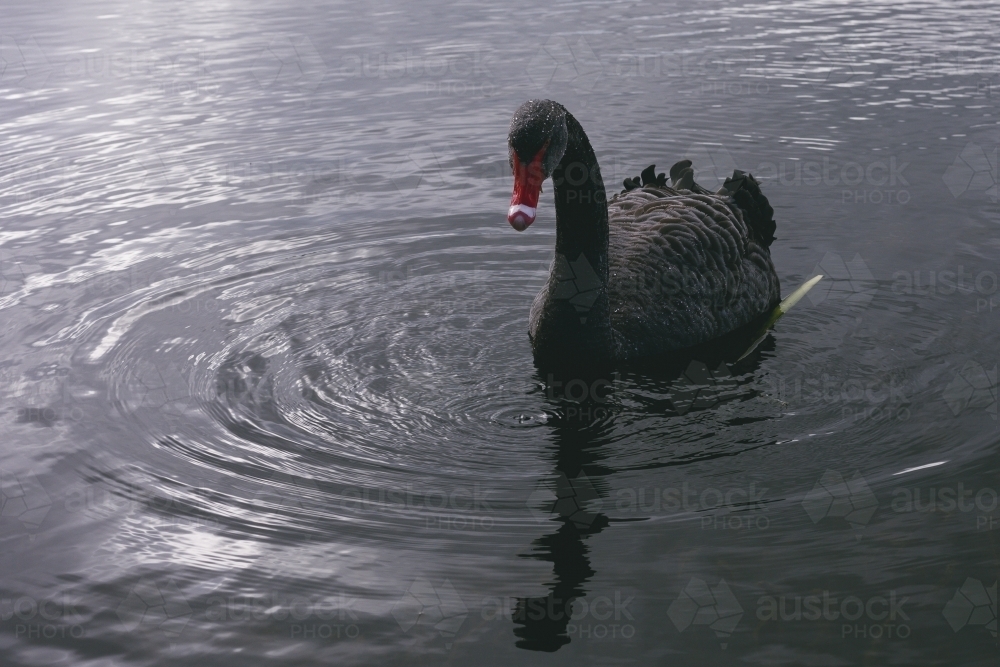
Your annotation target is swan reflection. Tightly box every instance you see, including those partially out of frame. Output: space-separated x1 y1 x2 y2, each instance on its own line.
514 384 614 652
513 323 774 651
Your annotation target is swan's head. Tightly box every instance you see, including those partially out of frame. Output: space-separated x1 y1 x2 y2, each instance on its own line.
507 99 568 231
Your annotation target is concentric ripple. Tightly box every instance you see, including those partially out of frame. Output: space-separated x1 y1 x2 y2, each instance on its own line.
3 0 999 661
39 211 827 548
71 216 573 538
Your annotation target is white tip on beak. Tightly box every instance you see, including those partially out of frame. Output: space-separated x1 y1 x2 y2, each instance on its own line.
507 204 536 231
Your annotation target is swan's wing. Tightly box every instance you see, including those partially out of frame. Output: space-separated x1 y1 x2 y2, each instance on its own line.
618 163 777 247
607 189 780 355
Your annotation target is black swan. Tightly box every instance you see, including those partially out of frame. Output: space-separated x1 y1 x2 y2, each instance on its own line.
506 99 782 367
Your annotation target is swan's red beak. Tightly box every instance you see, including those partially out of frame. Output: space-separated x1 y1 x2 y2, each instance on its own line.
508 146 546 231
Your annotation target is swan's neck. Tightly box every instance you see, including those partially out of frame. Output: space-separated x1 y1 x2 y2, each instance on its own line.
552 112 609 283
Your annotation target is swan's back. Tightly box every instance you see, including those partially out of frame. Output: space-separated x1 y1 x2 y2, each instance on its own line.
606 177 780 359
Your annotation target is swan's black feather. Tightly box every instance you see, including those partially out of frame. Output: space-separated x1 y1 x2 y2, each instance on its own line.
723 171 777 248
640 165 656 186
621 165 669 194
603 177 780 358
545 158 780 361
669 159 692 182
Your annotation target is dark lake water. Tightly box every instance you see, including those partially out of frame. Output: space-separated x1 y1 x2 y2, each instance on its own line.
2 0 999 664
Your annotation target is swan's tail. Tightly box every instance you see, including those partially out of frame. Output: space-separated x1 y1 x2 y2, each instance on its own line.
716 169 777 248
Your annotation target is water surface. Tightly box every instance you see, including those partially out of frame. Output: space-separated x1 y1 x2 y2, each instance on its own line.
1 0 998 664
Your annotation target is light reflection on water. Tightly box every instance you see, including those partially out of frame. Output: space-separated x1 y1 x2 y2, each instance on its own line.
1 0 999 664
